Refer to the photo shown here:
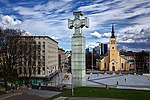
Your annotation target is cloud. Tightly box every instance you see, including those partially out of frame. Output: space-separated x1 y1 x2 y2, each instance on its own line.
117 26 150 51
102 32 111 38
14 6 43 18
0 15 21 27
118 26 150 43
90 31 101 38
24 31 31 36
0 0 150 51
119 39 135 43
50 36 58 40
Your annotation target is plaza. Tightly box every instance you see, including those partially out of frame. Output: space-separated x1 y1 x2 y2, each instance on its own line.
60 72 150 90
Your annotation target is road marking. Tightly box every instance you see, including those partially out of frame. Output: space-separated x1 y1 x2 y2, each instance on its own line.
1 93 22 100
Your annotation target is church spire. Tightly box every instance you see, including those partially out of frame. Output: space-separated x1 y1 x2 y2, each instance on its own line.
111 24 115 38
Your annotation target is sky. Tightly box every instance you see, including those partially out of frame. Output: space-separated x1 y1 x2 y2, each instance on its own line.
0 0 150 51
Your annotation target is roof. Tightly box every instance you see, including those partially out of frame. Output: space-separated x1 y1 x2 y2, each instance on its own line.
110 24 115 38
8 36 58 44
124 51 135 56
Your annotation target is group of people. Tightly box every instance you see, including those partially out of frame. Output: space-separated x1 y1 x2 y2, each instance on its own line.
10 84 17 93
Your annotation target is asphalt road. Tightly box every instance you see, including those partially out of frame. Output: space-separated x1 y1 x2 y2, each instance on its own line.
0 92 46 100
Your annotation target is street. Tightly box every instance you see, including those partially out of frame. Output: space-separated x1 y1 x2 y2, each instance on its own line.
0 87 60 100
1 93 46 100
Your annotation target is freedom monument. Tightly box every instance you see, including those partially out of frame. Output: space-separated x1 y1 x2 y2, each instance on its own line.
68 11 89 86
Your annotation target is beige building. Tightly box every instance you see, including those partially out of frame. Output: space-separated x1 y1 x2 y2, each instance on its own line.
120 51 135 71
8 36 58 84
58 48 66 71
99 25 133 71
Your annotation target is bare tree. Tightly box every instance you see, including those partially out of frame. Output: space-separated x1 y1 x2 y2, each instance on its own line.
16 37 37 86
0 28 30 91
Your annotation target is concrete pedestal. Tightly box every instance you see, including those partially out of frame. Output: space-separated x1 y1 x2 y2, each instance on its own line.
71 34 86 87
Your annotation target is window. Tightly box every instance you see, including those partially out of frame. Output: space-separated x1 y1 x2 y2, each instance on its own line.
130 64 132 67
43 56 45 61
33 68 36 75
19 67 22 74
38 67 40 75
38 51 40 55
24 67 26 74
38 45 41 49
24 62 26 66
19 62 22 66
43 62 45 66
42 50 45 55
43 45 45 49
42 67 45 75
38 61 41 66
111 40 115 44
33 42 36 45
29 67 31 75
122 63 123 68
104 63 106 68
33 62 36 66
38 42 41 44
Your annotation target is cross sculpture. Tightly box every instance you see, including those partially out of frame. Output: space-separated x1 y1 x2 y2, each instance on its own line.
68 11 89 35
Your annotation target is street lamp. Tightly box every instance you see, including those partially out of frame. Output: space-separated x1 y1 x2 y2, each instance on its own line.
134 52 136 73
149 52 150 73
88 45 95 74
70 53 74 96
71 72 74 96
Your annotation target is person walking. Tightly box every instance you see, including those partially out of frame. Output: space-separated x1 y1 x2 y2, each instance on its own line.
39 83 41 90
117 81 118 85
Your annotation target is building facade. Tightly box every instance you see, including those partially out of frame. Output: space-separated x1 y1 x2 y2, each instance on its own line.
58 48 66 71
103 44 108 55
99 25 133 71
8 36 58 84
135 51 149 73
65 51 71 66
120 51 135 71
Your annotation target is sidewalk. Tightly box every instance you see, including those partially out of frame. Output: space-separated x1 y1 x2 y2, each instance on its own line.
54 97 124 100
0 88 24 99
0 87 60 99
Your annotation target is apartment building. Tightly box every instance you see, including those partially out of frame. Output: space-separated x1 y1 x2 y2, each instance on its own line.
8 36 58 84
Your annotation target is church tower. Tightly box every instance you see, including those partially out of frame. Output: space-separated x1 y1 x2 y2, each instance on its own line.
109 24 119 71
99 24 129 72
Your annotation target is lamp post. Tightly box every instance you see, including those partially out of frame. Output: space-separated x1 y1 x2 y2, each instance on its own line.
88 45 95 74
134 52 136 73
71 72 74 96
96 42 101 71
92 49 93 73
149 52 150 73
70 52 74 96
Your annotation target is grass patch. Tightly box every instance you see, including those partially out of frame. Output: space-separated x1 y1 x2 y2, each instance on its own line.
47 87 150 100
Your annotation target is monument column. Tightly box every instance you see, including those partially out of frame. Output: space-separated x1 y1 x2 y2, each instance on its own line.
68 11 89 87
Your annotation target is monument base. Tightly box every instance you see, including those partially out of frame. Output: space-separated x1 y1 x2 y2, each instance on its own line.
71 34 86 87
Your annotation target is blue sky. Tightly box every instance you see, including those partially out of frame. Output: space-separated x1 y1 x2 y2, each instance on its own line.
0 0 150 51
